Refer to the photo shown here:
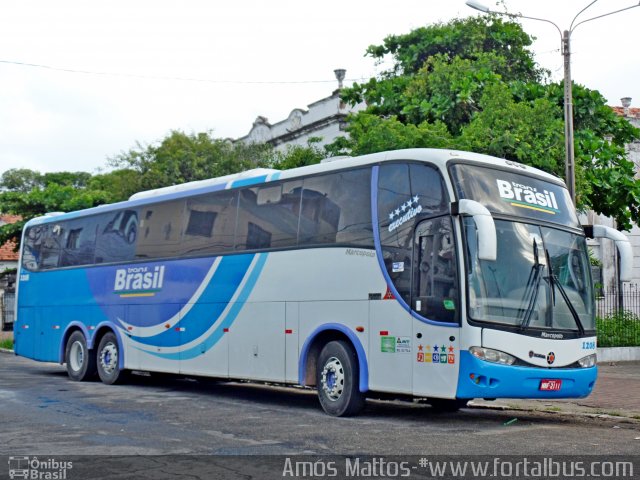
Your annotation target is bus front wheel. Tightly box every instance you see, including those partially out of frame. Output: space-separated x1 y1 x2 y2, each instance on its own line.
65 331 96 381
97 332 126 385
316 340 365 417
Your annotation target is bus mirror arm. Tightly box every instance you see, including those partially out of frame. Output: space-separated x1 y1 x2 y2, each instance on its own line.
451 200 497 261
584 224 633 282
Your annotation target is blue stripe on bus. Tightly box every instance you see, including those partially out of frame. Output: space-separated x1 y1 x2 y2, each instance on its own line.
370 166 458 328
125 254 256 347
138 252 268 360
229 174 269 188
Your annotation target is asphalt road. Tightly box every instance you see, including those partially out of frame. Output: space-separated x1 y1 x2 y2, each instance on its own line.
1 351 639 458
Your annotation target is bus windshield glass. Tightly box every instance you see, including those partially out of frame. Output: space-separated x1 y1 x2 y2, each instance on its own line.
450 164 580 229
464 218 594 332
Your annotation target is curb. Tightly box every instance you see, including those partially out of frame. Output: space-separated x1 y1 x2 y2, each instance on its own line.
0 348 14 354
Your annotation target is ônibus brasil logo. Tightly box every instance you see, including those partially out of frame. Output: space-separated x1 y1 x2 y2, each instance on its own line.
113 265 165 297
496 179 559 215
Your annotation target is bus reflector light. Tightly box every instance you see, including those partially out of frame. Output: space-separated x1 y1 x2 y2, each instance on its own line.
127 326 133 331
285 329 293 334
88 326 95 330
52 325 60 330
379 330 389 336
165 324 171 329
356 326 365 333
469 346 515 365
223 328 229 333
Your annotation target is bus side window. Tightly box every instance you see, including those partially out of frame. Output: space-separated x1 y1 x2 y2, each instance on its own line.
59 219 98 267
39 224 63 270
235 181 301 251
95 210 138 264
182 190 237 255
136 201 184 259
377 164 413 304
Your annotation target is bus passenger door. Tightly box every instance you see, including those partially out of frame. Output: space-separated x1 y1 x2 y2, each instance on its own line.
412 217 461 399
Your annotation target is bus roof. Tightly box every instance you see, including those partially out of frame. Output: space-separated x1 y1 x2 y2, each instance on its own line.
24 148 563 227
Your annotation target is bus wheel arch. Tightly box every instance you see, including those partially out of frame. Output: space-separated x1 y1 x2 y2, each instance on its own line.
299 325 368 416
64 329 97 381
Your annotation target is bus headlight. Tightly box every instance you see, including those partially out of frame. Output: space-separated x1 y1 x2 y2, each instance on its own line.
578 353 597 368
469 346 515 365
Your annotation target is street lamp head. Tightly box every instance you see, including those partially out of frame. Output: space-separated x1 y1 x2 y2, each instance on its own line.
465 0 490 13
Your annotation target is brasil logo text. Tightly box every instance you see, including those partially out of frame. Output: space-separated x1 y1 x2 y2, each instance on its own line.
496 179 559 214
114 265 165 297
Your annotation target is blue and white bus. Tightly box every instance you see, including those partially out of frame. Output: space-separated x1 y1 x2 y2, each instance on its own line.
14 148 632 416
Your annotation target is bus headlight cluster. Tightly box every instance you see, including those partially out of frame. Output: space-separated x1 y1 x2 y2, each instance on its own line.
469 346 515 365
578 353 597 368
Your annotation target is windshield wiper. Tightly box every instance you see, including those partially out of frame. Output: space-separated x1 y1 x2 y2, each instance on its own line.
519 240 545 331
545 249 585 335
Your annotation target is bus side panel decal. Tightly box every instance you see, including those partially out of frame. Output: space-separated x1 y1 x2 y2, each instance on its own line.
120 255 255 347
298 323 369 393
135 252 269 360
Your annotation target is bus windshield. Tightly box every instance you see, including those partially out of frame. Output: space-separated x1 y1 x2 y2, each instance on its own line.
464 218 594 332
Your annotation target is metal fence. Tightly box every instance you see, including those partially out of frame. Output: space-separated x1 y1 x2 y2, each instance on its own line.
596 284 640 347
1 292 14 331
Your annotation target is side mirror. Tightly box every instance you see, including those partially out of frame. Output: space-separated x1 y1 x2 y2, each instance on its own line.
584 225 633 282
452 200 497 261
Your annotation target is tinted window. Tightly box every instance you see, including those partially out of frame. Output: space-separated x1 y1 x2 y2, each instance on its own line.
22 224 63 271
182 190 237 255
59 218 98 267
235 181 301 250
137 201 185 258
95 210 138 264
377 163 448 304
299 169 373 247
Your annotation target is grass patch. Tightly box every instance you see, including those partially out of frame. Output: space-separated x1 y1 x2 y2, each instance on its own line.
596 311 640 347
0 338 13 350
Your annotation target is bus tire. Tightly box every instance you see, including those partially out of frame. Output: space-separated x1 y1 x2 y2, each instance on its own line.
429 398 468 412
96 332 126 385
316 340 365 417
65 331 96 381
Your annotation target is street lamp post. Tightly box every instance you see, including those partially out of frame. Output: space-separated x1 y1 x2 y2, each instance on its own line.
465 0 640 203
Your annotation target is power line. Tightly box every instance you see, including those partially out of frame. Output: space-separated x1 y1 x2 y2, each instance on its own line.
0 59 366 85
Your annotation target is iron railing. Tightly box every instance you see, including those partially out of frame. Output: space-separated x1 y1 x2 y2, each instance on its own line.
1 292 14 331
595 284 640 347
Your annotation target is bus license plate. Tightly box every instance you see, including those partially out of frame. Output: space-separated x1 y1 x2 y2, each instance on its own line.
540 379 562 391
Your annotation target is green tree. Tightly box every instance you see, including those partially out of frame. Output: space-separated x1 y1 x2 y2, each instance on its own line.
0 183 111 249
333 15 640 229
0 169 42 192
110 130 273 190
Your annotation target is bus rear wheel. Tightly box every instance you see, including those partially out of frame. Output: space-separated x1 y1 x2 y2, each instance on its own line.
65 331 96 381
97 332 126 385
316 340 365 417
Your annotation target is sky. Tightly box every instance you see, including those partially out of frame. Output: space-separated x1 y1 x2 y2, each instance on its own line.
1 0 639 175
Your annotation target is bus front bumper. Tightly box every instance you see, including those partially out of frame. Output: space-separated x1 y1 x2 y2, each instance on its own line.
456 351 597 399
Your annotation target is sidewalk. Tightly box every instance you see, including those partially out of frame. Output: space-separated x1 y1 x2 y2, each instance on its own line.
471 361 640 420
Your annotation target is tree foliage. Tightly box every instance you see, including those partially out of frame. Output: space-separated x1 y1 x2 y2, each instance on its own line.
109 130 273 191
333 15 640 229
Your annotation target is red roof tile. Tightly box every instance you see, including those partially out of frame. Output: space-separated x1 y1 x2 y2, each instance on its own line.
0 215 21 262
611 106 640 119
